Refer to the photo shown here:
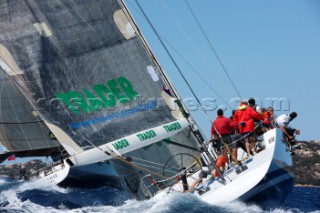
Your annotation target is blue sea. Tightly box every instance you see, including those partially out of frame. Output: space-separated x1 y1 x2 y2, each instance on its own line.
0 179 319 213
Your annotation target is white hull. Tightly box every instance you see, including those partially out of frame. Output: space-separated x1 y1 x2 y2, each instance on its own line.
31 161 70 185
157 128 293 205
238 161 294 203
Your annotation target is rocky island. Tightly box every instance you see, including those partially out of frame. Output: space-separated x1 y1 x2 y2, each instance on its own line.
287 140 320 186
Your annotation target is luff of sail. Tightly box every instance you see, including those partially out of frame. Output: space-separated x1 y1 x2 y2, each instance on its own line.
0 0 202 168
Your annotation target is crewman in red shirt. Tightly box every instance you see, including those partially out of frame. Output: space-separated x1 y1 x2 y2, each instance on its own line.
210 109 235 164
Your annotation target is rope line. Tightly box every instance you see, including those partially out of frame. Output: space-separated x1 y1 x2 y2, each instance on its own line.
185 0 242 99
159 0 234 99
215 123 261 150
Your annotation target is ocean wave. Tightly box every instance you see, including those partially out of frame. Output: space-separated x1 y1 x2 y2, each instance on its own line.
16 181 71 194
0 186 319 213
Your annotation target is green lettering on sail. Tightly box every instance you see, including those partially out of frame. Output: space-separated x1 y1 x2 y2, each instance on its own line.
56 91 93 115
93 84 116 107
136 130 157 142
83 89 106 110
163 122 181 133
112 139 130 150
117 77 139 101
55 77 139 115
107 79 128 103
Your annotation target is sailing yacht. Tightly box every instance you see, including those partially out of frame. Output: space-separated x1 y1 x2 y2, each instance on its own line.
0 0 293 204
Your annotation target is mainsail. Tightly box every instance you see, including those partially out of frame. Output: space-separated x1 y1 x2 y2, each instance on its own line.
0 0 203 193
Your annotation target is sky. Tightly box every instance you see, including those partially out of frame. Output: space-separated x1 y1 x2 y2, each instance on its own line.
124 0 320 141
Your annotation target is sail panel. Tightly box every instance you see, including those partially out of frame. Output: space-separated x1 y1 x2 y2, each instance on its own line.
0 67 60 152
0 0 178 151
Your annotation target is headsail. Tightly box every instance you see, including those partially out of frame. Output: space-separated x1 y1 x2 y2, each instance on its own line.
0 67 60 162
0 0 202 167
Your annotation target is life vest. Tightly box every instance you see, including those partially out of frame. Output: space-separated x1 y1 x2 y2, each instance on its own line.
233 103 247 133
213 155 227 177
238 106 263 133
263 111 271 125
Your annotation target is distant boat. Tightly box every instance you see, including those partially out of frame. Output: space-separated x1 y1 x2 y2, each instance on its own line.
0 160 70 186
30 160 70 185
0 0 293 204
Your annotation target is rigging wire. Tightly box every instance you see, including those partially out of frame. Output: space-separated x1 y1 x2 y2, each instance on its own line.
137 148 158 174
134 0 215 123
159 0 234 99
163 37 232 110
185 0 242 99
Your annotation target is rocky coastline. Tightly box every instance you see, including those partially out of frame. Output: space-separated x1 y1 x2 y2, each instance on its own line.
287 141 320 187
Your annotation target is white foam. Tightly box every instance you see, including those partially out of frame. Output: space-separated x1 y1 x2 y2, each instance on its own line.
16 181 71 194
0 184 313 213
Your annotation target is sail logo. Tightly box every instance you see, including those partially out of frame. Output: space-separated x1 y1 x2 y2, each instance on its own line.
112 139 130 150
136 130 157 142
55 77 140 115
163 122 181 133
